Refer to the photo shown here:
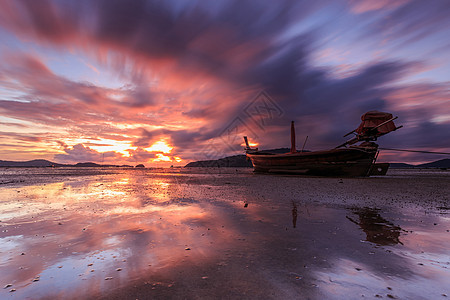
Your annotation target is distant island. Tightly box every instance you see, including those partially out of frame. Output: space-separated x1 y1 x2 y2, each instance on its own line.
389 159 450 169
184 148 292 168
185 150 450 169
0 159 135 168
1 157 449 169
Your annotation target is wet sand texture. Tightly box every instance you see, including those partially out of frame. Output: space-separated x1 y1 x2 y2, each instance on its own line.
0 168 449 299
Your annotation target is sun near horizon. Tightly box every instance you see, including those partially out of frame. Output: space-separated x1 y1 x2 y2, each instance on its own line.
0 0 449 166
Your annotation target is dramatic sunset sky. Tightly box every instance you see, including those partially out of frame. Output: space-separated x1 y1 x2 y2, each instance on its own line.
0 0 449 166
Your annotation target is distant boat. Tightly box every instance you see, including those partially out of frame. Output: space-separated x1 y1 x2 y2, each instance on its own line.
244 111 402 177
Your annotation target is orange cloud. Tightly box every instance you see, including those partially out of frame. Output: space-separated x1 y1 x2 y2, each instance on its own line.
0 0 449 165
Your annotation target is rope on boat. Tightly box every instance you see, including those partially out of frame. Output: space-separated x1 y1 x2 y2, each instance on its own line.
379 147 450 155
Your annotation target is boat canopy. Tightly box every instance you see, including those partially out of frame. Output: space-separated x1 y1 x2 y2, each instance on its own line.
336 110 402 148
355 111 397 136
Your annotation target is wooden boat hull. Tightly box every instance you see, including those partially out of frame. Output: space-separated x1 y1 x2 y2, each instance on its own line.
368 163 390 176
246 147 377 177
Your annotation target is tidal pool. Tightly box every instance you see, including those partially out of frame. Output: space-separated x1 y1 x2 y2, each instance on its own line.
0 168 448 299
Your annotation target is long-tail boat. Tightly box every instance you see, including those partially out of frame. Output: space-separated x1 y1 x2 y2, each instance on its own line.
244 111 402 177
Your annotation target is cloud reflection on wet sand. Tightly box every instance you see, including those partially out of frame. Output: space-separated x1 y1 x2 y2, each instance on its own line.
0 172 239 298
0 168 449 299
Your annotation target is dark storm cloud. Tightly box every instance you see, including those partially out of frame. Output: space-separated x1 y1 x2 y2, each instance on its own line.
54 143 123 163
367 0 450 46
388 121 450 149
1 0 317 81
0 0 448 163
133 128 155 148
125 148 157 162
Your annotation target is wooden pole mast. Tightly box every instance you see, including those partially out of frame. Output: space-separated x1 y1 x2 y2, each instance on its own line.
291 121 296 153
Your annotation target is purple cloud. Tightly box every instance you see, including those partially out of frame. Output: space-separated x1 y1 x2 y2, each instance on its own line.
0 0 448 163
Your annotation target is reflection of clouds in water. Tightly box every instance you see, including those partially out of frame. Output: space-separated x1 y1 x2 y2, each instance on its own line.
315 257 449 299
1 169 449 298
0 173 239 298
11 248 134 299
402 228 450 254
0 183 69 221
311 208 450 299
113 177 129 185
0 235 23 264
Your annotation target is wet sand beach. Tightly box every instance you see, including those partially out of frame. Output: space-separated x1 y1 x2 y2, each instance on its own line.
0 168 449 299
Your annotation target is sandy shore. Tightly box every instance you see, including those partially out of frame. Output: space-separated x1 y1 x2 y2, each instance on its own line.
0 168 449 299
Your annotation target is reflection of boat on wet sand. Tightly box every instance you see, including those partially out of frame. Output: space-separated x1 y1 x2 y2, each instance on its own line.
244 111 402 177
346 208 404 245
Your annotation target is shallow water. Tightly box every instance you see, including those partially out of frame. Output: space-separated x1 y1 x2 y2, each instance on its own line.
0 168 449 299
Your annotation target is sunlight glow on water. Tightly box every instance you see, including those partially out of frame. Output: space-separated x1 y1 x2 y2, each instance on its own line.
0 168 448 299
